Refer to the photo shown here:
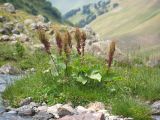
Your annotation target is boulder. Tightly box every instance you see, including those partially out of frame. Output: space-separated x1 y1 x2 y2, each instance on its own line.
0 64 20 75
86 40 126 62
0 35 10 41
4 3 16 13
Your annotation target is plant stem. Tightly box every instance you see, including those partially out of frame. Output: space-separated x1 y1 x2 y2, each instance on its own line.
50 55 59 75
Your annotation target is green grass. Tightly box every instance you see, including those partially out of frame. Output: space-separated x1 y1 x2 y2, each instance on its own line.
2 47 160 119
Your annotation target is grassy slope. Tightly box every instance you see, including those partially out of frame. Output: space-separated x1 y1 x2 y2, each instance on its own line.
90 0 160 56
0 0 62 22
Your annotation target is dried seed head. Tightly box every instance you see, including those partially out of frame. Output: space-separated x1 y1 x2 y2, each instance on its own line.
37 27 51 54
81 31 87 56
55 32 63 55
66 31 72 49
75 28 82 55
108 41 116 68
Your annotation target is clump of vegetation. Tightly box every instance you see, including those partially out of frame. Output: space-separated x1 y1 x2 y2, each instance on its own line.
15 41 25 58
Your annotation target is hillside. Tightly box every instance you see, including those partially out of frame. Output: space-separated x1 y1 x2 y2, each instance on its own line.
63 0 119 27
0 0 62 22
90 0 160 58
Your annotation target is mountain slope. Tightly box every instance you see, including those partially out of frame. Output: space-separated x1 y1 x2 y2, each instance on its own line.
64 0 119 27
90 0 160 56
0 0 62 22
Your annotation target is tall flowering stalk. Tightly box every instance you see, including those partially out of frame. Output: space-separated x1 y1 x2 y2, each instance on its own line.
55 32 63 55
37 27 59 75
81 31 87 57
108 41 116 70
75 28 82 55
37 27 51 54
74 28 87 57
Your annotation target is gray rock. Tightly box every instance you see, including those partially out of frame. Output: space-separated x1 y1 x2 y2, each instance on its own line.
16 23 24 31
36 15 45 22
0 35 10 41
4 3 16 13
3 22 14 31
30 23 38 30
58 113 105 120
18 33 30 42
58 107 73 118
151 101 160 115
0 107 6 114
19 97 33 107
0 28 10 35
17 105 35 116
146 58 160 67
3 110 17 116
75 106 88 114
0 64 20 75
47 104 63 118
33 111 54 120
12 29 20 35
0 16 6 22
24 19 34 26
36 106 48 113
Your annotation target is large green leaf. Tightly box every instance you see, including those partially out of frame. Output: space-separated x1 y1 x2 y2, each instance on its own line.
89 71 102 82
76 76 87 85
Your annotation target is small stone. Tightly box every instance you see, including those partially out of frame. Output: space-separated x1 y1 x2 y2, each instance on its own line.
0 64 20 75
36 15 45 22
12 29 20 35
87 102 105 112
19 97 32 106
15 23 24 31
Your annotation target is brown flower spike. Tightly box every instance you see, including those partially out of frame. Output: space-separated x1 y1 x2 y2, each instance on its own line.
108 41 116 69
37 27 51 54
